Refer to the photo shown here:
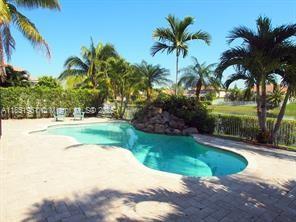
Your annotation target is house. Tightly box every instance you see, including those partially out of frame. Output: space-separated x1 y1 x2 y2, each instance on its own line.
185 86 226 98
251 84 288 94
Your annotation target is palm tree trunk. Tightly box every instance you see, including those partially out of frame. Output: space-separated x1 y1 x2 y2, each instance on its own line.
271 87 290 143
0 32 5 139
146 87 152 103
175 52 179 95
256 83 263 129
261 77 267 132
0 33 6 81
195 80 202 102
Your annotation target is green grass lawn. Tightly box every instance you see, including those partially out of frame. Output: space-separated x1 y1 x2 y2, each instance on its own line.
209 104 257 116
210 102 296 119
271 103 296 118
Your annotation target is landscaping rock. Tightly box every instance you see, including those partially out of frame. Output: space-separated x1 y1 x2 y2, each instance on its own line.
132 105 198 136
182 127 198 135
154 124 165 133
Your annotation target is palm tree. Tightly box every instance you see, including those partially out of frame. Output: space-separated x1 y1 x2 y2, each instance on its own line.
0 0 60 80
107 57 141 118
272 55 296 141
216 16 296 142
151 14 210 94
59 40 118 89
178 57 218 101
134 60 171 102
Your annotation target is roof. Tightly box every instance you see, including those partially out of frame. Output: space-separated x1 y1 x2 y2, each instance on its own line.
252 84 288 93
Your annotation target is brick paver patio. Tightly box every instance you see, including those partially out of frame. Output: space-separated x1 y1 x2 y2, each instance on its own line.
1 118 296 222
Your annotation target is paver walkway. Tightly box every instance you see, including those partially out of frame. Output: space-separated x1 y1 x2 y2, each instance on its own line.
1 118 296 222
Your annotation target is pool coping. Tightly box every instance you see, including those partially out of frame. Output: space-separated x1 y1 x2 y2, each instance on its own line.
28 119 255 180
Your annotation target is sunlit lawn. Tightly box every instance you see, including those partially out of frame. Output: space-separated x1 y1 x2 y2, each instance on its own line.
210 103 296 119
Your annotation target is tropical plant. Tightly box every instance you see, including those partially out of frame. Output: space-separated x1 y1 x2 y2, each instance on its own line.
36 76 60 88
107 57 142 118
216 16 296 143
0 0 60 80
225 86 244 101
171 83 185 96
267 87 284 109
178 57 219 101
134 60 171 102
151 14 210 94
59 40 118 89
224 67 277 101
0 65 30 87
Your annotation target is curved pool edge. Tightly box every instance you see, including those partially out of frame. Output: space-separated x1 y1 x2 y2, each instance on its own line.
29 120 252 179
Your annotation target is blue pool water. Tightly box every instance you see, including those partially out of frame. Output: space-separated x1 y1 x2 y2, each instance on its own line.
47 122 247 177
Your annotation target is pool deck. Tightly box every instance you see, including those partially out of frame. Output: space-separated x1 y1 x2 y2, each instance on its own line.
1 118 296 222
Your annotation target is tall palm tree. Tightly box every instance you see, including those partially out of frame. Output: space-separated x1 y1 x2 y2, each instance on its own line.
134 60 171 102
0 0 60 139
178 57 218 101
0 0 60 80
59 40 118 89
151 14 210 94
216 16 296 142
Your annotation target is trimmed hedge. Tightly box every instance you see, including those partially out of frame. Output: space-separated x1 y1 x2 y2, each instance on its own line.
213 114 296 146
0 87 102 118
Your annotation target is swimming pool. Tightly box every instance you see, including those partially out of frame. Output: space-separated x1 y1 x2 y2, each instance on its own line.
47 122 247 177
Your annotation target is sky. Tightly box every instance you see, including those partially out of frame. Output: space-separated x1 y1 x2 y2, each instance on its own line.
9 0 296 88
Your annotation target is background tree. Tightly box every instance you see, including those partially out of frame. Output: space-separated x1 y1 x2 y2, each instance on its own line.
59 40 118 89
134 60 171 102
151 14 210 94
107 57 141 118
36 76 60 88
0 65 30 87
178 57 219 102
267 87 284 109
216 16 296 143
0 0 60 80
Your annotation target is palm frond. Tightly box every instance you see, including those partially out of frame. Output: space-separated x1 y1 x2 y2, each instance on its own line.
224 72 249 89
14 0 60 10
178 16 194 35
273 24 296 45
184 30 211 45
227 26 256 44
8 3 51 57
153 28 175 42
166 14 177 35
0 0 11 23
151 42 172 56
1 25 15 61
58 69 86 80
63 56 88 71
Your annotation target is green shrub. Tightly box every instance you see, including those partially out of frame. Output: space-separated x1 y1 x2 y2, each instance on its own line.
0 87 102 118
134 95 215 134
213 114 296 146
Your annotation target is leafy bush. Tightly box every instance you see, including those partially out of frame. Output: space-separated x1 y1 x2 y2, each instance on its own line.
213 114 296 146
36 76 61 88
0 87 102 118
134 94 215 134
